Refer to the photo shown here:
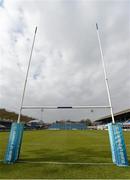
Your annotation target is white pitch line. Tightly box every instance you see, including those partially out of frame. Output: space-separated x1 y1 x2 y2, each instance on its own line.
23 143 130 147
18 161 113 165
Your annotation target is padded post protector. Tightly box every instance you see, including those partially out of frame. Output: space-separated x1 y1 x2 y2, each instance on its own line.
108 123 128 166
4 122 24 164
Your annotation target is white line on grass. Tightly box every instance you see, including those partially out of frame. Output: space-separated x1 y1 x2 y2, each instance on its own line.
18 161 113 165
23 143 110 147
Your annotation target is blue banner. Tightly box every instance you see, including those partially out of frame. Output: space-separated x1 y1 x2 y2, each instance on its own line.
4 122 24 164
108 123 129 166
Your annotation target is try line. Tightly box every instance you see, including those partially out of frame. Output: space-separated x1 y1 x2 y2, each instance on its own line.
18 160 113 165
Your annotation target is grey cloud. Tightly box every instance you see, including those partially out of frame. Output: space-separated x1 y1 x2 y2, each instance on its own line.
0 0 129 122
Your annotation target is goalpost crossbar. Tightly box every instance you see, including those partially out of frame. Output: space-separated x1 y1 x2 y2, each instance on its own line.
22 105 111 109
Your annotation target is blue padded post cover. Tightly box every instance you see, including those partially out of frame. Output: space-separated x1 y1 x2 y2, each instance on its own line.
108 123 129 166
4 122 24 164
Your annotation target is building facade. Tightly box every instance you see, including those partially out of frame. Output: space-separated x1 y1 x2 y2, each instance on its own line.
49 121 87 130
94 109 130 125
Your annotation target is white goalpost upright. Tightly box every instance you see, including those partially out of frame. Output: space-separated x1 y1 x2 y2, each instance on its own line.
17 27 38 124
96 23 128 167
96 23 115 124
4 27 38 164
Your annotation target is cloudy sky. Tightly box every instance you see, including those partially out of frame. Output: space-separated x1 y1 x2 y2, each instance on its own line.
0 0 129 122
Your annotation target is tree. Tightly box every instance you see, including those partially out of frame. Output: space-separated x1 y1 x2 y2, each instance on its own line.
85 119 92 126
80 118 92 126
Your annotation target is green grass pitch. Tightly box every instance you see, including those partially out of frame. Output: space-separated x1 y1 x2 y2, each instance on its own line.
0 130 130 179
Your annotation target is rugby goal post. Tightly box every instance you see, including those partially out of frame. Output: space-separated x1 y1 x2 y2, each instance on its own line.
4 24 128 166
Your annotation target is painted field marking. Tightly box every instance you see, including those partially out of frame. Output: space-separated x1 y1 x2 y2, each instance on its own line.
18 160 113 165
